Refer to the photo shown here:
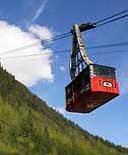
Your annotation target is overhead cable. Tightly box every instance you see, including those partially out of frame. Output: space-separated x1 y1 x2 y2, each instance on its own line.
95 10 128 24
2 48 128 60
0 10 127 57
96 14 128 27
0 32 71 56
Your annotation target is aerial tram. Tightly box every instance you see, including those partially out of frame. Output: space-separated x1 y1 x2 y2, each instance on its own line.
65 23 119 113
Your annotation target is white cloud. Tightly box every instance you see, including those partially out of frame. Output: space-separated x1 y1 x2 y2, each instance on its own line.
0 21 54 86
29 24 53 40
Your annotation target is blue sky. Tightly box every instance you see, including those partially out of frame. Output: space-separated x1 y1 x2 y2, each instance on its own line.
0 0 128 147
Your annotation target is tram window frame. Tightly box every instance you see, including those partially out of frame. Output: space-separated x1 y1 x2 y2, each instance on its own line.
92 65 116 79
66 85 73 100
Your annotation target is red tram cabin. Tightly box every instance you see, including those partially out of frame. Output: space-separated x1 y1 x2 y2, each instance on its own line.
65 64 119 113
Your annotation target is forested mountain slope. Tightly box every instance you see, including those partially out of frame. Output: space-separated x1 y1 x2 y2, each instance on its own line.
0 66 127 155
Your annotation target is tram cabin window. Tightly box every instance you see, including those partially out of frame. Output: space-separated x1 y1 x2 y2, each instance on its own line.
89 64 116 79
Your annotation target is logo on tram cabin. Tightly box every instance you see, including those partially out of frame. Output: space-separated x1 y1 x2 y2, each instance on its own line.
99 80 113 88
103 81 113 87
89 65 96 78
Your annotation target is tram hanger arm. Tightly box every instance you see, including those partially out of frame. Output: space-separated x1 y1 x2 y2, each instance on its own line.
71 23 96 33
70 23 95 80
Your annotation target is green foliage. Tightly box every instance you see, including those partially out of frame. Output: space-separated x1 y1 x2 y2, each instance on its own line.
0 66 127 155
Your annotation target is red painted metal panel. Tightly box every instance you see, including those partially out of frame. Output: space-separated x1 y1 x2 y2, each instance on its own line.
65 64 120 113
66 76 119 113
90 76 119 95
